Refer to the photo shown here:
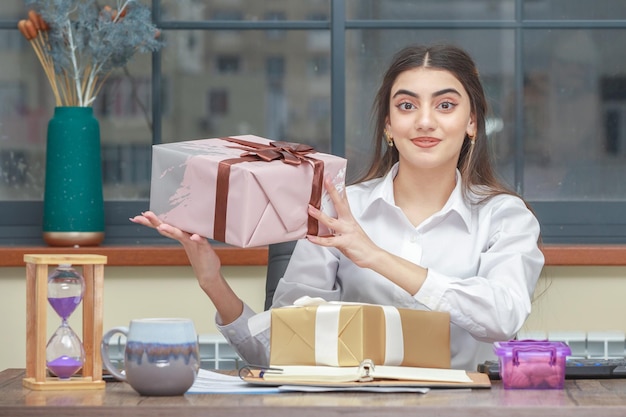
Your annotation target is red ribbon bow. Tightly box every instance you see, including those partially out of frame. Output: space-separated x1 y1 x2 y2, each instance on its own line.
226 138 317 166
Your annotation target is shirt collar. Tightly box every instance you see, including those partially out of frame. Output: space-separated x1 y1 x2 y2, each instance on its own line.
362 163 398 206
442 170 473 232
363 163 473 232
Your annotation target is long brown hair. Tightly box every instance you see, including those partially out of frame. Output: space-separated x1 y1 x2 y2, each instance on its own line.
358 44 516 202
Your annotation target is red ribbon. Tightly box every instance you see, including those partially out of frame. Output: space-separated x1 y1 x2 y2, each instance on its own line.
214 137 324 244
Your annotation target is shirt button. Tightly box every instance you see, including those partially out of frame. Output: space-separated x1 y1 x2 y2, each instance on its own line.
410 234 418 243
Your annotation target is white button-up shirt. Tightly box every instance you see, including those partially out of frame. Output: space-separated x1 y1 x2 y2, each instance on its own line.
217 163 544 371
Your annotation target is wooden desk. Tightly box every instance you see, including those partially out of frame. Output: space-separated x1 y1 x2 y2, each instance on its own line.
2 369 626 417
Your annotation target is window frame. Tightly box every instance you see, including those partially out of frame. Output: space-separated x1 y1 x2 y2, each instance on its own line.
1 0 626 245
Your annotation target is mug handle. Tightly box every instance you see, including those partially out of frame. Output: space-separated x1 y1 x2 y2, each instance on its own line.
101 326 129 382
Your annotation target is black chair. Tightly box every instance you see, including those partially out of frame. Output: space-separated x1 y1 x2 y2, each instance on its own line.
264 240 297 310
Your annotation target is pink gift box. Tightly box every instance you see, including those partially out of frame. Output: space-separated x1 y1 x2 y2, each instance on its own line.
149 135 347 248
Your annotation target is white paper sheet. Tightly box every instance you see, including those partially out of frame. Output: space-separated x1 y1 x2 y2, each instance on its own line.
186 369 281 394
278 385 430 393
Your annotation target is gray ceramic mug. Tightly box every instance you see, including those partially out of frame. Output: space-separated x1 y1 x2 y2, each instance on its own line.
101 318 200 396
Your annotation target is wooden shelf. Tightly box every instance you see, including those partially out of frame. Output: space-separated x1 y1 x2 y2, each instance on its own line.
540 245 626 266
0 245 625 267
0 245 268 267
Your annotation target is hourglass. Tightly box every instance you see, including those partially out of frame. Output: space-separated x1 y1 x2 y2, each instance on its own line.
46 264 86 379
23 254 107 390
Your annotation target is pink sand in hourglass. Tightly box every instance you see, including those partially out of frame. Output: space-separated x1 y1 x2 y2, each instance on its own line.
47 356 83 379
48 296 81 320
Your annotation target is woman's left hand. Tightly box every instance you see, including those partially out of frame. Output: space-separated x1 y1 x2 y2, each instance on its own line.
306 177 382 269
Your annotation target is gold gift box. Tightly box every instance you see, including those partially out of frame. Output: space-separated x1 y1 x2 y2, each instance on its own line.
270 304 450 368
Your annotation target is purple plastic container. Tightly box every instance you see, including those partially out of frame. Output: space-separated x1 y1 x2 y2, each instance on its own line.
494 340 571 389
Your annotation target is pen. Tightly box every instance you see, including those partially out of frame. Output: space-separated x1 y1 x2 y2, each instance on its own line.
238 364 283 379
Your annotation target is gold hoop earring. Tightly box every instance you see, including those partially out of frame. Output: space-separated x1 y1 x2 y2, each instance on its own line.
466 133 476 166
384 129 394 147
468 132 476 146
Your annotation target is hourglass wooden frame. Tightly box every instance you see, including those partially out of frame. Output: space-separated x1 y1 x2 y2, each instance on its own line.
23 254 107 390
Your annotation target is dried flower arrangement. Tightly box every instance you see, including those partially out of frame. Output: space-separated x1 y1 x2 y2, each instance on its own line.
18 0 163 107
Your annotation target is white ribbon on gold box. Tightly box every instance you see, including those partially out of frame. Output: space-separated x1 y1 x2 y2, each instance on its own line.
250 297 451 368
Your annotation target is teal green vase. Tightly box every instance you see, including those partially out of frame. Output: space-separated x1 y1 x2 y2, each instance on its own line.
43 107 105 246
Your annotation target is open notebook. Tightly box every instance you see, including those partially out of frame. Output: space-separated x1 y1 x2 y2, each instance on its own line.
240 359 491 389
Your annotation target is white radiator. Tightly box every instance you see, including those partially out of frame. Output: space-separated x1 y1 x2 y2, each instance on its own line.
518 331 626 359
197 333 242 370
102 333 242 371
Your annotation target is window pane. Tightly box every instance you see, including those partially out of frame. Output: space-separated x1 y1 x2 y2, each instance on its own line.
0 46 155 202
160 0 329 21
0 0 50 201
523 0 626 20
161 30 331 153
0 27 47 201
347 0 515 20
0 2 156 203
522 29 626 201
345 29 515 186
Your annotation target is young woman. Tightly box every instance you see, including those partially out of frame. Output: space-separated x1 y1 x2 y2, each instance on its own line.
132 44 544 371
